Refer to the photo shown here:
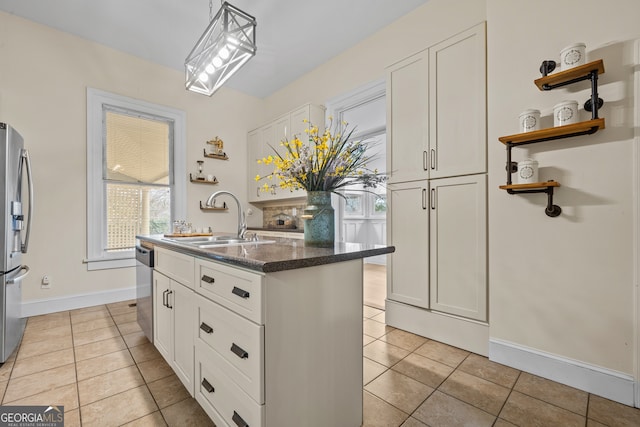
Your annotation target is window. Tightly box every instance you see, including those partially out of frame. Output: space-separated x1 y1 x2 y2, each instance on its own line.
87 89 186 270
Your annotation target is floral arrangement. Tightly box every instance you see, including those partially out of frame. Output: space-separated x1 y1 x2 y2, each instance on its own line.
256 117 387 194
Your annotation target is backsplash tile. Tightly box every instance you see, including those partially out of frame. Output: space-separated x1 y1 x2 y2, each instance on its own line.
262 203 305 230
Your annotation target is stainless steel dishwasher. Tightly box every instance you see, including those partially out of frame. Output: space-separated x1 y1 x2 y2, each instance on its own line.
135 244 154 343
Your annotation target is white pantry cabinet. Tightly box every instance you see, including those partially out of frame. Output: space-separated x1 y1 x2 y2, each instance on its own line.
247 103 325 203
386 175 487 325
385 22 489 354
386 22 486 183
153 247 195 395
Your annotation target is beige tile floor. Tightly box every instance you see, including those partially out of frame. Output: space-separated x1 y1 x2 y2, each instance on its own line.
0 301 214 427
1 298 639 426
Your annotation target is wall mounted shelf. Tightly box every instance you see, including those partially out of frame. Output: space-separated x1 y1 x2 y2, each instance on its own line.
203 149 229 160
534 59 604 91
189 173 219 185
498 118 605 146
499 59 606 217
199 201 228 211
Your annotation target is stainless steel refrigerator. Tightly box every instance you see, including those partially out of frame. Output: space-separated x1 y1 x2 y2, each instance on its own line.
0 123 33 363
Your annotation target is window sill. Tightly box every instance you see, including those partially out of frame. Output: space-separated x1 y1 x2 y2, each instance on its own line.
84 257 136 271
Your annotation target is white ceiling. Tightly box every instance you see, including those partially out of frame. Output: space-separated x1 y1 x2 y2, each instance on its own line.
0 0 430 98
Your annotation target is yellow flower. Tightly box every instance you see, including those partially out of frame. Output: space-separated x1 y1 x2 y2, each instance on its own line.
254 175 261 181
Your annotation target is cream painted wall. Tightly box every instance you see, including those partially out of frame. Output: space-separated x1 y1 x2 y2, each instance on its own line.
487 0 639 374
0 12 262 304
263 0 486 117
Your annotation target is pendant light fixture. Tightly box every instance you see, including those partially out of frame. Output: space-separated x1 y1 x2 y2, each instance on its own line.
185 0 257 96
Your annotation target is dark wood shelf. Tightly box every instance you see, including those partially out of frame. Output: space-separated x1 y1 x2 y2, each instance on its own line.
498 118 605 146
203 149 229 160
189 174 219 185
534 59 605 91
499 181 560 191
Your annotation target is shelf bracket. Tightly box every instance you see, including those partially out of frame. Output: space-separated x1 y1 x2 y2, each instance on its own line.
506 184 562 217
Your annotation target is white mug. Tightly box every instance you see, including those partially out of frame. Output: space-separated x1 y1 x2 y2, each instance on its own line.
519 109 541 133
554 100 579 127
560 43 586 71
518 159 539 184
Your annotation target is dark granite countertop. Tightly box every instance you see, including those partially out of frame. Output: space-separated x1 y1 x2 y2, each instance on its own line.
137 234 394 273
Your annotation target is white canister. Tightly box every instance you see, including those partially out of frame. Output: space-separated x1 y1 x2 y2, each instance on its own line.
519 109 541 133
554 100 579 127
517 159 539 184
560 43 586 71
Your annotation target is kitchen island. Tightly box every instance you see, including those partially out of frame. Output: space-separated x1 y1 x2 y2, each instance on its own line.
137 234 394 427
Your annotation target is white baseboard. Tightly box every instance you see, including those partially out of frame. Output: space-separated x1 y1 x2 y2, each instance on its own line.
21 286 137 318
490 338 635 407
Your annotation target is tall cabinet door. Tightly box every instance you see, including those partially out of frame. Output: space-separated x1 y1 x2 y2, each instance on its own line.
387 181 429 308
428 22 486 178
429 174 487 321
386 50 429 183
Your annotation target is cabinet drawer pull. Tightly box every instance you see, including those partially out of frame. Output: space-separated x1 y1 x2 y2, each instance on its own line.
422 188 427 210
162 289 168 307
201 378 215 393
232 411 249 427
200 322 213 334
230 343 249 359
422 151 428 171
431 188 436 210
201 275 215 284
430 148 436 169
166 290 173 309
232 286 250 299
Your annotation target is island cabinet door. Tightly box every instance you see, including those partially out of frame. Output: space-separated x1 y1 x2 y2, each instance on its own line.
172 280 195 395
429 174 487 321
387 180 430 308
153 271 172 364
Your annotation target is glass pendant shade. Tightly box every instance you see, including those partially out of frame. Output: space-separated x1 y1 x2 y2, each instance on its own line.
185 2 257 96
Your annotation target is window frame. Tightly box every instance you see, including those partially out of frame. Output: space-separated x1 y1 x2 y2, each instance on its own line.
86 88 186 270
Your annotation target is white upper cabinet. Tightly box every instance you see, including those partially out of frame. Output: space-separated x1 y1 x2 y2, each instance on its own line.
387 22 486 183
428 23 486 178
387 50 429 183
247 104 325 203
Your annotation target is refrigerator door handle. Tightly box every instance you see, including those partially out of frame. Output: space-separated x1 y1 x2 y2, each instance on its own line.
20 149 33 254
6 265 29 284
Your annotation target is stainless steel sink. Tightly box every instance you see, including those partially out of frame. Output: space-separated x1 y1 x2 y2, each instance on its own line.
162 235 274 248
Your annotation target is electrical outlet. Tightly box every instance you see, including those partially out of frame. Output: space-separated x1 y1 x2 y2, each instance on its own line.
41 275 51 289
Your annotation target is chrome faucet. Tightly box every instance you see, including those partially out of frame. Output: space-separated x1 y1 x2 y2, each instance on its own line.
205 190 247 239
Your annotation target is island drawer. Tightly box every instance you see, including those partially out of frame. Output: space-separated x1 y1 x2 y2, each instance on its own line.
195 258 264 324
195 344 265 427
155 247 195 289
195 293 264 404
